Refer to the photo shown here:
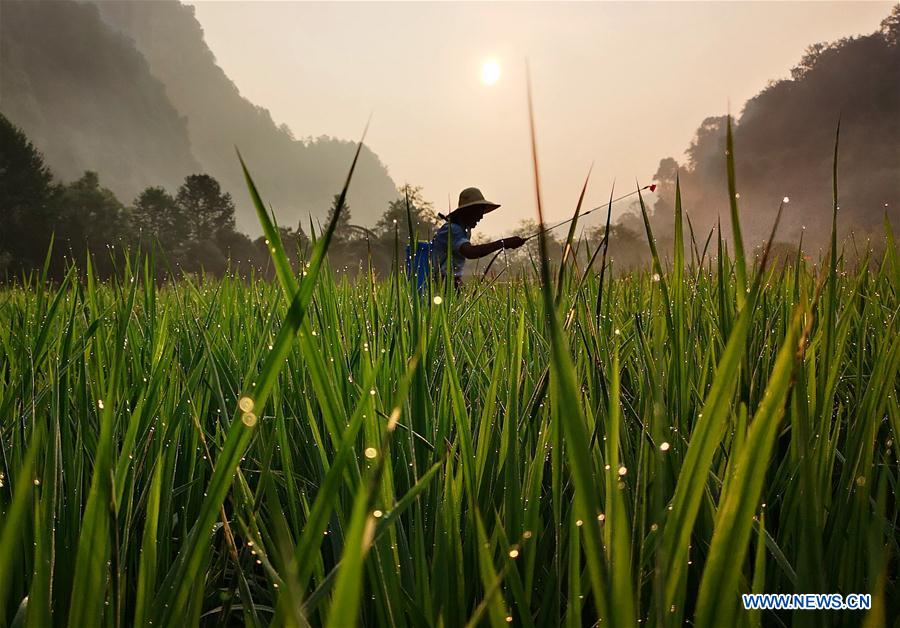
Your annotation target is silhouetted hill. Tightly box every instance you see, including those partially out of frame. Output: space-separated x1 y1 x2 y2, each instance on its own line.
648 7 900 249
0 0 200 198
0 0 398 236
93 0 398 234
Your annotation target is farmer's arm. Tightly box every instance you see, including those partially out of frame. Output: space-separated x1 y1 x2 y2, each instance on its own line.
458 236 525 260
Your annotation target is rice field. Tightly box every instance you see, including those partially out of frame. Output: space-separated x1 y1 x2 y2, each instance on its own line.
1 125 898 627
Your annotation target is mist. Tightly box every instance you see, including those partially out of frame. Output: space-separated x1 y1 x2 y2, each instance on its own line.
188 0 898 242
642 11 900 252
1 0 897 279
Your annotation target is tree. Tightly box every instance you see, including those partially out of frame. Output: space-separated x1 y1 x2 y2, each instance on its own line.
132 186 187 249
603 223 649 270
375 184 438 243
504 219 561 268
684 116 728 170
651 157 681 232
0 113 57 273
217 229 258 264
321 195 377 275
881 4 900 45
324 194 354 242
791 42 829 80
175 174 236 243
59 171 127 233
54 171 131 275
254 224 309 271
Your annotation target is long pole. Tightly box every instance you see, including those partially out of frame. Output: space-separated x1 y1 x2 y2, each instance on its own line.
523 184 656 241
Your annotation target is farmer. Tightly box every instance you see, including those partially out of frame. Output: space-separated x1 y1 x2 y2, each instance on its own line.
431 187 525 287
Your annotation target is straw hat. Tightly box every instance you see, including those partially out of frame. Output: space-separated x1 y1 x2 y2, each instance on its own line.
442 187 501 221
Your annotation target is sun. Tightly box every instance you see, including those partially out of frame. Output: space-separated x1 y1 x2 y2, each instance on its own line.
481 59 501 86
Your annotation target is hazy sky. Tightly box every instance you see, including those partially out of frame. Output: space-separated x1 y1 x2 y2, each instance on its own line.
187 1 893 234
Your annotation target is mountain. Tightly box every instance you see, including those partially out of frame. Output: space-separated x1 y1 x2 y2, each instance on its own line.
0 0 200 198
647 7 900 248
92 0 398 235
0 0 399 236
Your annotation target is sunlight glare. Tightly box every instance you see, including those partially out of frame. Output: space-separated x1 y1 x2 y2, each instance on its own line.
481 59 501 85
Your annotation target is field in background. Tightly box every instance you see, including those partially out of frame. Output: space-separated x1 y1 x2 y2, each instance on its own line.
1 125 898 626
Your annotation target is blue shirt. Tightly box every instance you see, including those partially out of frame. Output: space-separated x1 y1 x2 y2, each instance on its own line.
430 222 471 279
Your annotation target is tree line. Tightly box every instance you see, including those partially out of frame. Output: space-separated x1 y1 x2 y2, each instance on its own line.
2 112 657 283
0 113 443 282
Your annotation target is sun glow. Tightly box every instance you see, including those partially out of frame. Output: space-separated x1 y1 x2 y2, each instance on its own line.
481 59 501 85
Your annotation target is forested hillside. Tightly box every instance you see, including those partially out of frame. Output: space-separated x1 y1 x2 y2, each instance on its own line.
0 0 398 235
647 7 900 248
0 0 200 197
94 0 398 234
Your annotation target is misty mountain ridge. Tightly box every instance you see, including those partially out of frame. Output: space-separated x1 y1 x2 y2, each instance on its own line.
0 0 398 235
0 0 200 197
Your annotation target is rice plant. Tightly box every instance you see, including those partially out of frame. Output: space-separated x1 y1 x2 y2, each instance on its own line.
0 124 897 627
